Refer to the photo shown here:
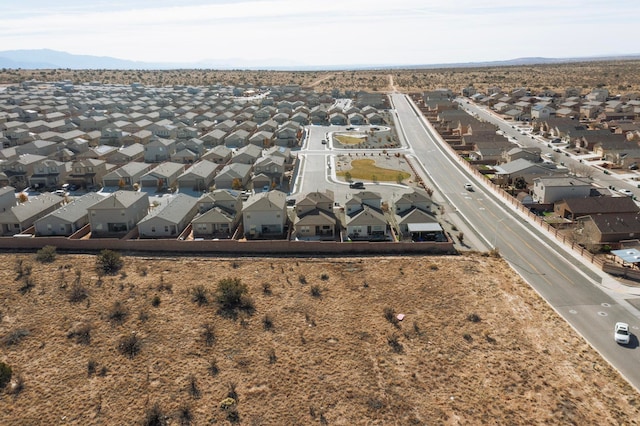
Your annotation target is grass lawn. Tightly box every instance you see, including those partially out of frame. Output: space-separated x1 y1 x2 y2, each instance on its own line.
337 159 411 182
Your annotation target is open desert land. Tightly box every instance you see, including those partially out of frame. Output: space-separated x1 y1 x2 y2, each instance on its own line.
2 60 640 94
1 252 639 425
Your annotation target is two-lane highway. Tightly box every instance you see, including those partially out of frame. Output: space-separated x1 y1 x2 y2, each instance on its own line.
390 93 640 390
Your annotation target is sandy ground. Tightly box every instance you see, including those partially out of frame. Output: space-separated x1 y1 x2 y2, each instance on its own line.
1 252 639 425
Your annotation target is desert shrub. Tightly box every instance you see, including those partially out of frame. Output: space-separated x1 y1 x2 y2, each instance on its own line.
320 273 329 281
18 277 35 295
96 249 124 275
67 322 91 345
208 358 219 376
0 362 12 390
187 375 201 399
467 313 481 323
227 382 238 401
201 323 216 346
262 282 272 295
138 265 148 276
298 274 307 284
3 328 29 347
15 259 32 278
268 348 277 364
387 333 404 353
463 333 473 342
108 301 128 325
143 403 167 426
87 359 97 377
310 284 322 298
262 314 274 331
35 245 57 263
191 285 208 306
383 307 399 327
138 310 149 322
118 333 142 359
216 278 253 315
177 405 193 426
68 282 88 303
151 295 161 307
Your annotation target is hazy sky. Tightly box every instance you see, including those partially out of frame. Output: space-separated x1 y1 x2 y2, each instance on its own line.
1 0 638 67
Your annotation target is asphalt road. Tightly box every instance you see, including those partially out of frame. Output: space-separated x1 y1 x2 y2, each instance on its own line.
389 93 640 391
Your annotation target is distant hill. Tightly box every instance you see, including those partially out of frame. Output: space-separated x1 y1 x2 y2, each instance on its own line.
0 49 639 71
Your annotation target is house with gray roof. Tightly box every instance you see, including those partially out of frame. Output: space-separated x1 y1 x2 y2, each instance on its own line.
230 144 262 165
177 160 217 191
214 163 252 189
34 192 104 236
0 192 64 235
532 176 592 204
242 190 287 239
137 193 198 238
107 143 144 164
88 190 149 237
102 161 152 189
202 145 232 164
140 161 184 191
144 137 176 162
0 186 16 212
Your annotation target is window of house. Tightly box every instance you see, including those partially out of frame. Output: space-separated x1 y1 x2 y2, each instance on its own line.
164 226 169 232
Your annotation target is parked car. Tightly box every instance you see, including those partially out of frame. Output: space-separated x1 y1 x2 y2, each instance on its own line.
349 182 364 189
321 139 327 144
286 198 296 206
618 189 633 197
615 322 630 345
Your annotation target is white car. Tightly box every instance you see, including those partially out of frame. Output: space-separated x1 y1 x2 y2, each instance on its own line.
614 322 630 345
618 189 633 197
464 183 473 191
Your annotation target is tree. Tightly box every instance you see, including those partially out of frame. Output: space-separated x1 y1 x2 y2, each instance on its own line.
345 171 352 182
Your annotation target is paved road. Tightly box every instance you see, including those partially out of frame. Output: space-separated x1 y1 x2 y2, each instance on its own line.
389 93 640 391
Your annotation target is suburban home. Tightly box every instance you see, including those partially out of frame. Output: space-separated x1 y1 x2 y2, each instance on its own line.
554 196 639 221
274 125 300 147
248 130 274 147
532 176 592 204
292 190 338 240
224 129 250 148
345 191 382 215
144 137 176 163
502 147 542 163
345 204 389 241
171 148 199 164
177 160 217 191
87 190 150 237
102 162 152 189
0 192 65 235
28 159 70 190
34 192 104 236
1 154 49 190
242 190 288 239
493 159 565 187
231 144 262 165
106 143 145 164
253 155 285 186
140 161 184 191
393 188 433 215
264 145 295 170
395 206 442 241
137 193 199 238
201 128 228 147
0 186 16 212
196 189 243 214
329 112 348 125
202 145 232 164
576 212 640 248
65 158 112 189
214 163 252 189
192 190 242 239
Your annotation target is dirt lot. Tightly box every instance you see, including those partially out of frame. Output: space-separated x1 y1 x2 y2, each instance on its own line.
1 252 639 425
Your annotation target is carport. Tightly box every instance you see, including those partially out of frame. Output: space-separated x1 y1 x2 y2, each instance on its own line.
407 223 446 242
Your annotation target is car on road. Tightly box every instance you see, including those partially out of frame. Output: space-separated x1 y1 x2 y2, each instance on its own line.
615 322 630 345
464 183 473 191
618 189 634 197
349 182 364 189
321 139 327 144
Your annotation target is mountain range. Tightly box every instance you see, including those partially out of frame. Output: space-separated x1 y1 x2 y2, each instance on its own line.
1 49 639 71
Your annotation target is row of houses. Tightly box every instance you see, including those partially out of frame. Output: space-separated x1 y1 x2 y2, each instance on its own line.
0 187 445 243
